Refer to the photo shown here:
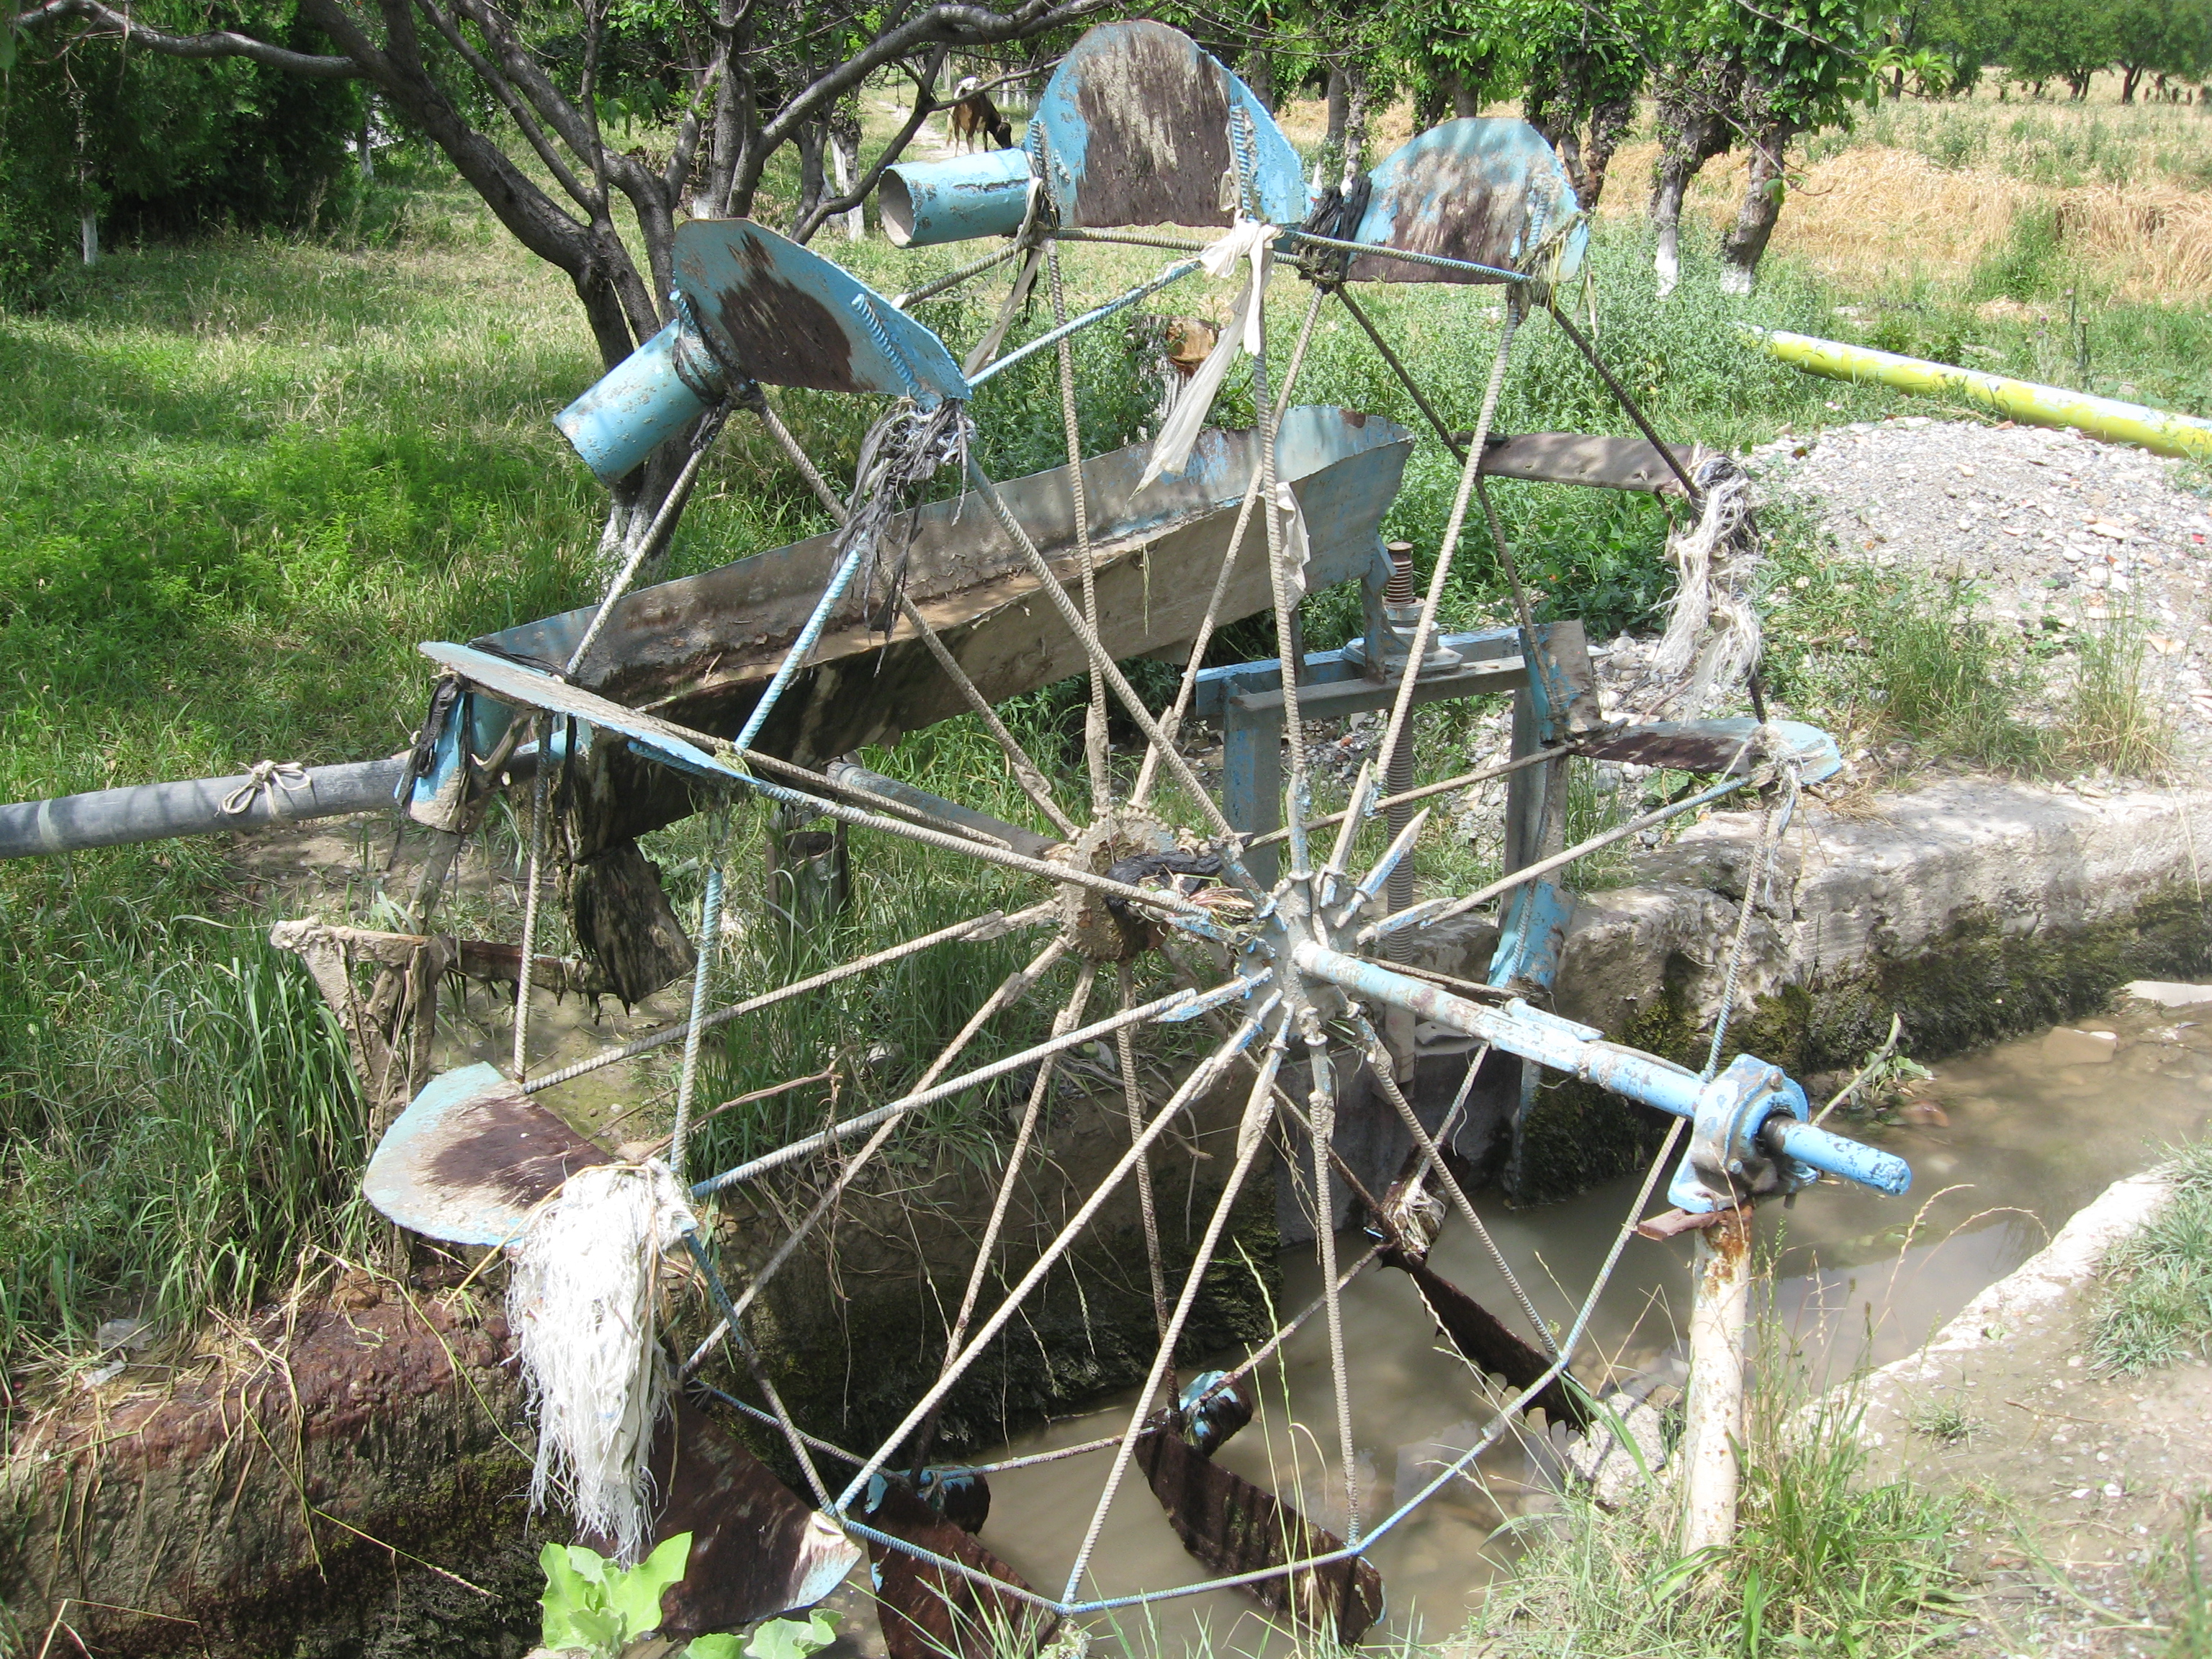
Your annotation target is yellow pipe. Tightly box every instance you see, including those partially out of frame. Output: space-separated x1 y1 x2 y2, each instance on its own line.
1743 325 2212 462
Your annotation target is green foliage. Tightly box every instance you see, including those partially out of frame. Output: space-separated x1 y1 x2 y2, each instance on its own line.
537 1535 842 1659
742 1609 842 1659
2087 1138 2212 1375
1969 202 2068 302
1476 1379 1962 1655
540 1534 693 1654
1660 0 1885 132
0 907 371 1363
0 0 364 305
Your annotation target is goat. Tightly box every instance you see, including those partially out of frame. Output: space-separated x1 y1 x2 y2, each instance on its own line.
947 76 1015 152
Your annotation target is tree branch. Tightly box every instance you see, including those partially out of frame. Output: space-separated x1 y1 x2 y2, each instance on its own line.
793 45 944 243
14 0 361 76
734 0 1108 211
410 0 599 211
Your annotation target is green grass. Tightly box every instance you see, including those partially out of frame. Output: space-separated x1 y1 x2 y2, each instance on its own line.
1473 1390 1963 1656
1756 500 2172 779
2087 1139 2212 1375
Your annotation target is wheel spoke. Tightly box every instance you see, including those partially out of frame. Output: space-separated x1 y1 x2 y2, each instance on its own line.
1058 1028 1287 1603
833 1002 1276 1514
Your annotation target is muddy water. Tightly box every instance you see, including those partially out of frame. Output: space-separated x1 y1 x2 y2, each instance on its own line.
917 997 2212 1656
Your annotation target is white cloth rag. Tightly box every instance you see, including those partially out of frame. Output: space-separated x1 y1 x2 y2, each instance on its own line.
1138 216 1277 492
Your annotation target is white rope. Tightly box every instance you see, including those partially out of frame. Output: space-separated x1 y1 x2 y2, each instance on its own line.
219 760 310 815
1136 215 1277 492
1628 453 1761 721
511 1161 696 1565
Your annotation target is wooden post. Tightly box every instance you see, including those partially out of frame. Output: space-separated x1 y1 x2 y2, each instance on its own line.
1680 1202 1753 1556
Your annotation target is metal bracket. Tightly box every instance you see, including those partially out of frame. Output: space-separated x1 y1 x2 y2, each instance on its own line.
1667 1054 1817 1213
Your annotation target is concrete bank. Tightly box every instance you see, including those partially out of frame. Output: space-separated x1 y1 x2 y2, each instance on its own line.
1295 774 2212 1223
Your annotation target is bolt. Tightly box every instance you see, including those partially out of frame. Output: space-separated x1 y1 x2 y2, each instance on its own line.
1383 541 1416 605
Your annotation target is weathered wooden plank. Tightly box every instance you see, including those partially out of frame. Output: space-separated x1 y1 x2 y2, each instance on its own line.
1477 432 1695 495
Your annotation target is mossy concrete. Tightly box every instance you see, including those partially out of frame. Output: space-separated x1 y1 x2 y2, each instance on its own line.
1499 777 2212 1203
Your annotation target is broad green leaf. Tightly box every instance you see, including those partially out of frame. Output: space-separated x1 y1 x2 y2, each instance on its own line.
567 1604 626 1652
685 1637 745 1659
744 1609 842 1659
566 1543 614 1586
606 1532 694 1638
540 1541 599 1650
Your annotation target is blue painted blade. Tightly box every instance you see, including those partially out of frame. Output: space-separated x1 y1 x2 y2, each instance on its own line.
418 642 747 783
364 1062 612 1245
1029 22 1308 230
671 218 968 404
1576 717 1844 784
1348 118 1587 286
1488 877 1574 995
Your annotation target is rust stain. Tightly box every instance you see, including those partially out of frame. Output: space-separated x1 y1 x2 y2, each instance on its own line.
420 1085 611 1211
1133 1423 1385 1642
1066 25 1234 229
1575 727 1761 773
624 1397 859 1637
1349 145 1517 284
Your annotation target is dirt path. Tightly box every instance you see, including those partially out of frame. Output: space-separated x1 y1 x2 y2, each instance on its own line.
1850 1173 2212 1656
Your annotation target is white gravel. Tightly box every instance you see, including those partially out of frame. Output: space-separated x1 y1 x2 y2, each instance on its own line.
1747 415 2212 755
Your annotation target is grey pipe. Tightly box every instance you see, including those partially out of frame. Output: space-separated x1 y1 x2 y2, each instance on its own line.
824 760 1061 859
0 755 412 858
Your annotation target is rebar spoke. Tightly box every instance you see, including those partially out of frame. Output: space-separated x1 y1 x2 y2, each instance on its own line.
906 961 1097 1471
1058 1030 1287 1603
680 939 1069 1377
1302 1010 1362 1545
833 1002 1275 1511
895 591 1080 838
960 455 1255 881
1368 315 1520 900
693 974 1260 1197
1116 962 1172 1361
525 902 1053 1096
1048 240 1113 813
1352 1014 1554 1354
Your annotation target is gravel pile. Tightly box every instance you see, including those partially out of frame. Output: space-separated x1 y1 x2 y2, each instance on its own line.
1748 416 2212 755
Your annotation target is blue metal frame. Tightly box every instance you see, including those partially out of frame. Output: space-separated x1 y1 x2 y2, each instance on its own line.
1192 624 1533 885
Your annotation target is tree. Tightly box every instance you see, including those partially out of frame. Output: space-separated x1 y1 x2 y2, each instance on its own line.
11 0 1104 567
2002 0 2115 97
2108 0 2212 101
1516 0 1652 209
0 0 362 293
1647 0 1881 294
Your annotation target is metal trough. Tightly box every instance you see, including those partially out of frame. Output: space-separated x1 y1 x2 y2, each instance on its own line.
460 405 1410 844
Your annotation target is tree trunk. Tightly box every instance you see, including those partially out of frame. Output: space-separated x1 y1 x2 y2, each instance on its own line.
2121 64 2141 103
1650 55 1742 297
358 94 374 181
1244 48 1274 112
829 109 863 241
1582 91 1633 210
1719 120 1793 294
1339 62 1371 189
1322 64 1349 184
1452 78 1481 118
791 118 826 235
